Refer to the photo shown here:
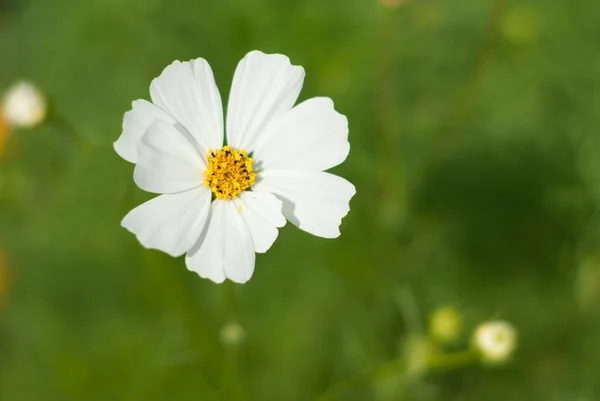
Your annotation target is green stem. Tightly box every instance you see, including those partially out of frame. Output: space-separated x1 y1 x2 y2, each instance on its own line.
313 348 478 400
314 358 405 401
433 0 508 157
145 252 222 388
49 109 89 150
219 283 242 401
394 286 424 336
427 350 478 371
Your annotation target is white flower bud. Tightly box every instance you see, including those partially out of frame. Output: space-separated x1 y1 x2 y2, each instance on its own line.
219 321 246 347
473 321 517 364
2 82 47 129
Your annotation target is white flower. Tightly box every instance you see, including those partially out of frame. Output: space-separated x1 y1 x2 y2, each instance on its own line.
115 51 355 283
2 81 47 129
473 321 517 363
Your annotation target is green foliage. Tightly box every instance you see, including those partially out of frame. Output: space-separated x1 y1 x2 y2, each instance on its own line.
1 0 600 400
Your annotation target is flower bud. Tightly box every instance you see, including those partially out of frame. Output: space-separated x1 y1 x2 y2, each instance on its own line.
219 321 246 347
2 81 47 129
429 306 462 343
473 321 517 364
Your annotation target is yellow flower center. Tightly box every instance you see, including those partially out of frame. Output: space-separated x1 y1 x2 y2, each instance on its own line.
203 146 257 200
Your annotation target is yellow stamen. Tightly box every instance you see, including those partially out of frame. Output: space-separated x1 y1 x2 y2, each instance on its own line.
203 145 256 200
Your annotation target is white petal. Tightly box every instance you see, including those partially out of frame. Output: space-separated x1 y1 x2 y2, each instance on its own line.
150 58 224 157
134 120 205 194
226 51 305 152
232 191 286 253
114 100 176 164
253 97 349 171
186 201 255 284
122 186 212 257
253 170 355 238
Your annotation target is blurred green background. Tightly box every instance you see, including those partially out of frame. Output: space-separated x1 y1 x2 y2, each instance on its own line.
2 0 600 400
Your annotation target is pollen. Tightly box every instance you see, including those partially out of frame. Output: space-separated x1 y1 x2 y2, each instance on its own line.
203 146 257 200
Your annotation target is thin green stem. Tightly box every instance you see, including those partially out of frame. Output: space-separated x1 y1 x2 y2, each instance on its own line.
219 283 243 401
314 358 405 401
145 252 222 387
427 350 478 371
434 0 507 156
313 348 478 400
49 109 90 150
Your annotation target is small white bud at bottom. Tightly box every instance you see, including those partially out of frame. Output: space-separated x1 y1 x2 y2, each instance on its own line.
219 321 246 347
473 321 517 364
